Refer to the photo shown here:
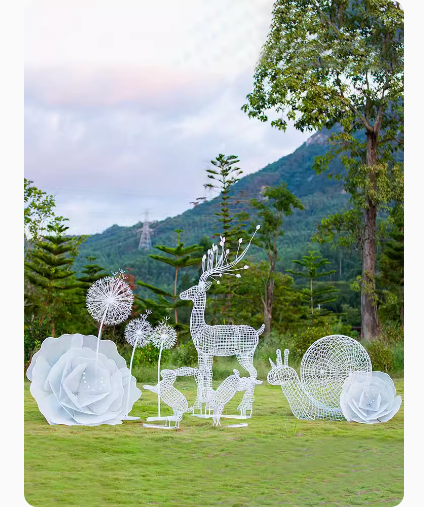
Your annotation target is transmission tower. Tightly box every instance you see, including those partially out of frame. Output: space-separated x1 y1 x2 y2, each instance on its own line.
138 211 154 250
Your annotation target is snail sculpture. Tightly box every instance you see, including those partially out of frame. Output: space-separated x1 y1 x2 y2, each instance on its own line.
267 335 372 421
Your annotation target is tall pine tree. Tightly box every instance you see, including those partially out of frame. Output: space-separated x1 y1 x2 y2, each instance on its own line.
25 217 85 337
137 230 203 325
287 251 338 323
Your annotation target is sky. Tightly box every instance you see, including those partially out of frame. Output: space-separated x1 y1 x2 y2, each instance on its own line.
25 0 313 235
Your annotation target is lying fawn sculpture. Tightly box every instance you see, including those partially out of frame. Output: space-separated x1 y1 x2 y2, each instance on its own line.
209 370 262 426
179 226 264 417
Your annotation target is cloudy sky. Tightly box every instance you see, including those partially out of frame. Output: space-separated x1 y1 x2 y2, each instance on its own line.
25 0 312 235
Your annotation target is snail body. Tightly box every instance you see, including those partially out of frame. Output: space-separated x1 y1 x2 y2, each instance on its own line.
267 335 372 421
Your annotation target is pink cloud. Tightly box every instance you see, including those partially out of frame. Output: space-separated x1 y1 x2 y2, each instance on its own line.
25 66 222 108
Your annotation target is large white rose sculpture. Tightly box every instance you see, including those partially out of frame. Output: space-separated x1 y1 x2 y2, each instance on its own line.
26 333 141 426
340 371 402 424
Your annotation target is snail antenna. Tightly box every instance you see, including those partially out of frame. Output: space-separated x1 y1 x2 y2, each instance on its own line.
276 349 283 367
284 349 290 366
269 358 276 368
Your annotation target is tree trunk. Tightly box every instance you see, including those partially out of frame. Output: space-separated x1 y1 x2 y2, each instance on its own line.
264 278 274 334
174 267 179 324
362 132 381 341
310 277 314 315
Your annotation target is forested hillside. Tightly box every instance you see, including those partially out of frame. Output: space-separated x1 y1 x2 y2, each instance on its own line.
75 129 359 293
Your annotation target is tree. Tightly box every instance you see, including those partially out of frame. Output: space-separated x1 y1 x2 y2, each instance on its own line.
24 178 56 256
242 0 404 341
205 154 249 247
204 154 250 322
287 251 338 322
137 230 203 324
250 183 304 333
76 256 107 293
230 261 304 333
376 217 403 324
25 217 85 337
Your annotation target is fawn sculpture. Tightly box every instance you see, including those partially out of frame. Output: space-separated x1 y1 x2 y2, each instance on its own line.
179 226 264 418
209 370 262 427
143 367 203 429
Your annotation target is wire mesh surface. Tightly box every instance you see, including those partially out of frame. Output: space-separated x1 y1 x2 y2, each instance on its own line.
179 226 264 415
267 336 372 421
301 335 372 409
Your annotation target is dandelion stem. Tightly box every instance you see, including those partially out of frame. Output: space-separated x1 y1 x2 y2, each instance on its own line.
95 305 109 372
158 341 164 417
125 339 138 416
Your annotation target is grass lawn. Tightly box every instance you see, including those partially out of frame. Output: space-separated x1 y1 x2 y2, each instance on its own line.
24 378 404 507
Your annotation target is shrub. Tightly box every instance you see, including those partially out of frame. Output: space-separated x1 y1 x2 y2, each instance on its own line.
120 343 171 367
380 322 404 345
171 341 198 366
290 323 331 361
393 342 404 375
366 340 395 372
329 319 356 337
24 320 50 364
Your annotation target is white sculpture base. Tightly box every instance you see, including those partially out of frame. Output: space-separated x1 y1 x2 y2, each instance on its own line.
143 416 180 430
220 414 252 420
191 412 252 420
227 423 248 428
121 416 140 421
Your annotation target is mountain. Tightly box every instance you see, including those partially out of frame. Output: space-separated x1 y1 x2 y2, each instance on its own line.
75 130 354 291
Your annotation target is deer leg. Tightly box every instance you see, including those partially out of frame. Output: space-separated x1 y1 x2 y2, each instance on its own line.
196 353 214 413
236 352 258 415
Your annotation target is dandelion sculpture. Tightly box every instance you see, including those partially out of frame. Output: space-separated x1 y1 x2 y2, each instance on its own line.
86 270 134 370
123 310 153 419
149 318 178 417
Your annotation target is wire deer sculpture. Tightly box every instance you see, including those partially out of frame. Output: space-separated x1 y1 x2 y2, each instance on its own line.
179 225 264 418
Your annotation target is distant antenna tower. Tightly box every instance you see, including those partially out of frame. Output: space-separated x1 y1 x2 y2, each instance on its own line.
138 211 154 250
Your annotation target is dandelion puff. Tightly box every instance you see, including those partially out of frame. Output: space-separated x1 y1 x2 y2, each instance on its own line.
86 272 134 326
125 310 153 348
150 317 178 350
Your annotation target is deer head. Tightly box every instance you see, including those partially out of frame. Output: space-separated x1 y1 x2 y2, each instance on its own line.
179 281 212 301
267 349 298 386
179 225 261 301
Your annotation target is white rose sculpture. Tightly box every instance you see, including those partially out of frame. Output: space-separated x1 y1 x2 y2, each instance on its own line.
340 371 402 424
26 334 141 426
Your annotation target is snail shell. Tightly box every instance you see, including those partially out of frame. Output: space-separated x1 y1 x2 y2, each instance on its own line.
300 335 372 410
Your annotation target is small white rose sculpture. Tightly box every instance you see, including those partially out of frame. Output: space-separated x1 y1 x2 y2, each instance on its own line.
26 333 141 426
340 371 402 424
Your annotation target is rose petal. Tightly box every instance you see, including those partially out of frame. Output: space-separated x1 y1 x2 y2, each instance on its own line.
377 396 402 422
349 398 368 420
372 372 397 398
106 370 124 412
359 388 381 411
30 385 75 425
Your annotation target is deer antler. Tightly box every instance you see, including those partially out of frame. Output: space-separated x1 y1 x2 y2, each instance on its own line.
199 225 260 284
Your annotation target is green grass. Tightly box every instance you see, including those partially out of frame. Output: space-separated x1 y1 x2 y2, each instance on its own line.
25 379 404 507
